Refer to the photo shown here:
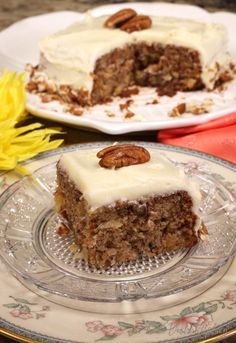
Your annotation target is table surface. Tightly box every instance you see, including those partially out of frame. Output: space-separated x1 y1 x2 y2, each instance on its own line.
1 0 236 29
0 1 236 342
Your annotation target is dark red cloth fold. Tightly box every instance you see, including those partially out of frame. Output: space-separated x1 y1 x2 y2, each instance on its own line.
157 113 236 164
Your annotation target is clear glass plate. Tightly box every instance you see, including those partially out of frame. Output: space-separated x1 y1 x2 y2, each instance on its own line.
0 144 236 314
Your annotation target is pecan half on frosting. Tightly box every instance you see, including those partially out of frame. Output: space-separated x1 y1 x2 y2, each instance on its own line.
104 8 137 28
104 9 152 33
120 15 152 33
97 144 150 169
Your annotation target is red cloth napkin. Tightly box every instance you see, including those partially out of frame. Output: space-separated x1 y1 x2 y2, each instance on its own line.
157 113 236 164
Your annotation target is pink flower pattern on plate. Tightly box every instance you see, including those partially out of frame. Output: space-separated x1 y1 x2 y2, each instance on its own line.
222 290 236 302
3 296 50 320
101 325 124 337
85 321 123 337
165 312 213 333
10 308 33 320
85 320 104 332
84 285 236 340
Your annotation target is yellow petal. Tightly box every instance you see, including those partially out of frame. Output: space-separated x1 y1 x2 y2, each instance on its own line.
0 70 65 171
0 70 26 122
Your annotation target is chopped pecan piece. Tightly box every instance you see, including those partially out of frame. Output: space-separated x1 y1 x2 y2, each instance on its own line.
57 224 70 236
41 94 53 103
67 106 83 116
146 98 159 105
120 15 152 33
104 8 137 28
26 81 37 92
119 99 134 111
198 223 208 240
169 103 186 117
124 111 135 119
119 87 139 98
97 144 150 169
176 103 186 114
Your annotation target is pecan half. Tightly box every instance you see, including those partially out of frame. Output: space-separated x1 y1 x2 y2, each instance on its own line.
104 8 137 28
97 144 150 169
120 15 152 33
97 144 134 158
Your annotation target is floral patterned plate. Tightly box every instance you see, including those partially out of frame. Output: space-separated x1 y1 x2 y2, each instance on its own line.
0 143 236 343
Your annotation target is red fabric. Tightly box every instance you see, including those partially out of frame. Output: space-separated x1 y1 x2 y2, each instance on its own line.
157 113 236 164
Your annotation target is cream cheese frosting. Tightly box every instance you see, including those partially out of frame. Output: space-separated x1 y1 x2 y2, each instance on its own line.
58 148 201 214
39 13 230 91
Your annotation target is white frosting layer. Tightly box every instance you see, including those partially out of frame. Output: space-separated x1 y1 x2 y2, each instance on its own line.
58 148 201 214
40 13 229 91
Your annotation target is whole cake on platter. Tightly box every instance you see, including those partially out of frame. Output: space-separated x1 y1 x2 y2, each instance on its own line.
55 144 206 269
27 8 235 109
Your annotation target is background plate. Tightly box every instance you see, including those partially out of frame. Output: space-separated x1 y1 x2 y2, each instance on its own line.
0 3 236 133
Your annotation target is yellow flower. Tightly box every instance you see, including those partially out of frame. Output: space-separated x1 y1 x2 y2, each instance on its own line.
0 70 26 122
0 71 64 171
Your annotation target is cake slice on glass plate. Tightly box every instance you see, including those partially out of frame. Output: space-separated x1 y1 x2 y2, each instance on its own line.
55 144 205 269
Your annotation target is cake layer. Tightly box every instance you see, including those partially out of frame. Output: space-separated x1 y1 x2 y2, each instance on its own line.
56 170 199 268
55 145 203 268
39 13 230 92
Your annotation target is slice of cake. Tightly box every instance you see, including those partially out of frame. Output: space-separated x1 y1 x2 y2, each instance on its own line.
27 9 234 108
55 144 203 269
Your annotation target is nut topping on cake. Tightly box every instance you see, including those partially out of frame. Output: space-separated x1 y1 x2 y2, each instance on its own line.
57 223 70 236
104 9 152 33
120 15 152 33
198 223 208 240
104 9 137 28
97 144 150 169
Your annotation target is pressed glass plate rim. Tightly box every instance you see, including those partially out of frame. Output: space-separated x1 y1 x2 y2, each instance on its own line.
0 144 235 280
0 142 235 312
